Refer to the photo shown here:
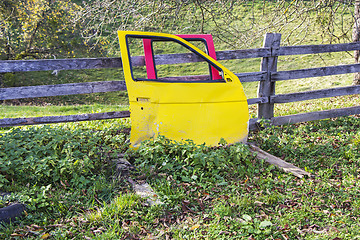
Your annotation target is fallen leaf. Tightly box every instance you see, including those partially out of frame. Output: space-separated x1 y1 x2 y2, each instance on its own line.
242 214 252 222
10 233 24 237
47 224 65 228
31 224 41 229
244 175 249 183
190 224 200 231
259 220 273 229
60 180 67 189
41 233 51 239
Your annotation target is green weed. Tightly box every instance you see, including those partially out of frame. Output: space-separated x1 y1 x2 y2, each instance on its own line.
0 121 130 237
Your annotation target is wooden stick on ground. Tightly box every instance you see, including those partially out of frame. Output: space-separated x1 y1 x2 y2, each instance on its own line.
248 143 312 178
127 178 163 206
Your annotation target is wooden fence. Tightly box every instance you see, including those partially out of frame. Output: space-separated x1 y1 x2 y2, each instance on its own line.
1 33 360 130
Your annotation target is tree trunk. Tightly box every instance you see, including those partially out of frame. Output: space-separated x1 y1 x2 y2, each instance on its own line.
353 0 360 85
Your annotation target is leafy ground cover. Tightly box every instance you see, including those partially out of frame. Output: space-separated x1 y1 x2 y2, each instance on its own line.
1 3 359 238
1 111 360 239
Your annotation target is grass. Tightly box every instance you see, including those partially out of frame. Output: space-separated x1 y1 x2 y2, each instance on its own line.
2 112 360 239
1 1 360 239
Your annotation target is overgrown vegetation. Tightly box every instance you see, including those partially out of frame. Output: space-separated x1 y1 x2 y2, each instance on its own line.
0 120 129 237
1 114 360 239
1 1 360 239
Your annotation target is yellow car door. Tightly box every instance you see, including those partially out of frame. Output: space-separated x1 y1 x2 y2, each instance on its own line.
118 31 249 148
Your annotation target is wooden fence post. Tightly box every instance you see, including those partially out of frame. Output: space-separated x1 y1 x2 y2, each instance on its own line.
257 33 281 120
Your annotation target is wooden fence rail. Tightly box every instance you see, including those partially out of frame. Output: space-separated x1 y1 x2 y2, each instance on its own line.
1 33 360 129
0 81 127 100
0 111 130 128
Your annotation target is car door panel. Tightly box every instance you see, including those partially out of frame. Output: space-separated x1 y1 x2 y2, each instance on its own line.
118 31 249 147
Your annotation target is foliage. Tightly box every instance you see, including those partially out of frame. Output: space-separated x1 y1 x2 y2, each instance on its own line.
128 136 256 189
2 116 360 238
250 116 360 176
0 121 129 223
1 0 355 61
0 0 98 61
77 0 355 56
2 1 360 238
0 125 125 189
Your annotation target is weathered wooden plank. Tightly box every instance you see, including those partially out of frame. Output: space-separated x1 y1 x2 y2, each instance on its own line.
271 85 360 104
127 178 163 206
0 49 270 74
236 71 267 82
0 111 130 128
144 48 271 65
248 143 312 178
0 72 264 101
248 118 260 131
0 81 127 100
258 33 281 119
271 106 360 126
154 53 204 65
216 48 271 60
272 63 360 81
0 203 26 223
247 97 268 105
2 42 359 73
278 42 360 56
0 58 128 73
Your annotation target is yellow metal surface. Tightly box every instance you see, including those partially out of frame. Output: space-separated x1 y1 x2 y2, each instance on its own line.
118 31 249 147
